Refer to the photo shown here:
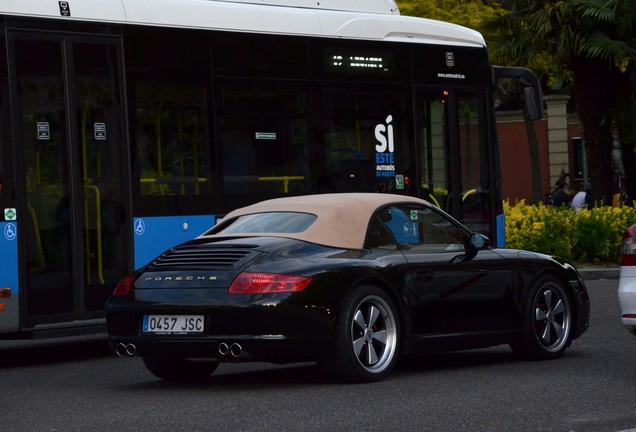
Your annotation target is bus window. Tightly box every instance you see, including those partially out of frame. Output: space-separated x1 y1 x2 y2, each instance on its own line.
417 90 493 239
125 27 215 216
457 92 491 234
417 91 449 209
134 94 208 196
217 85 310 209
14 38 74 317
315 87 414 196
73 41 129 311
212 32 307 79
0 46 7 204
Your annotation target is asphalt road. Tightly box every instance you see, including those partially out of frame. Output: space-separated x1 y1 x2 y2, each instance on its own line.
1 278 635 432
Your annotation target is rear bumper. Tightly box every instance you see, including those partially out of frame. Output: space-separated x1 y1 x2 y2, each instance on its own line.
108 334 328 363
574 299 590 339
105 293 335 363
571 277 590 340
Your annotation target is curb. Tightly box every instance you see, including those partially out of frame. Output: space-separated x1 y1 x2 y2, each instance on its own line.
578 268 620 281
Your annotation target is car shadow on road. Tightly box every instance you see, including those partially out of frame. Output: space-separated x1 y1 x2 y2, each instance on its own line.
123 347 536 391
395 347 517 374
393 345 589 379
126 362 328 391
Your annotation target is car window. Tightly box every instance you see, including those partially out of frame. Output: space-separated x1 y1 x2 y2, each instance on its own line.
365 213 398 250
380 205 466 253
211 212 317 234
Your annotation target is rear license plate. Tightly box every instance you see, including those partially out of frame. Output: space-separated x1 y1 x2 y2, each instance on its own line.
143 315 204 334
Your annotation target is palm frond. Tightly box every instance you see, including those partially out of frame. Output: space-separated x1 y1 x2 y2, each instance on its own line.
574 0 616 23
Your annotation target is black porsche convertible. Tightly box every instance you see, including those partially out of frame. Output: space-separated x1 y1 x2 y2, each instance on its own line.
105 193 590 382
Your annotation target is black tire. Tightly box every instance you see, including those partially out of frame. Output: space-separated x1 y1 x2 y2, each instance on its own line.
321 285 400 383
511 275 573 360
142 357 219 380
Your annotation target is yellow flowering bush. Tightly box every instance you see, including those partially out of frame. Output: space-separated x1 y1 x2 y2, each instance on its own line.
504 200 636 264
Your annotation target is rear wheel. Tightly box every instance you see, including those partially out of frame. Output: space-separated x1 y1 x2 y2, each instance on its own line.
321 285 400 383
511 276 572 359
142 357 219 380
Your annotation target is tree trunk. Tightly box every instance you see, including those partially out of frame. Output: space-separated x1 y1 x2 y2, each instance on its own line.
621 133 636 204
570 58 618 205
617 68 636 204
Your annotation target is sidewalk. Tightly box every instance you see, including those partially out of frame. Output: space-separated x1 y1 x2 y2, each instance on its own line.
577 266 620 281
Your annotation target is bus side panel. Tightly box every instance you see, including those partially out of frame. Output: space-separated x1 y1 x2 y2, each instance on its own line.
132 215 217 270
0 222 20 333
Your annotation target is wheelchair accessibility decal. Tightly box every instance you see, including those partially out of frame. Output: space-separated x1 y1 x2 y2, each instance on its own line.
134 218 146 236
4 223 16 241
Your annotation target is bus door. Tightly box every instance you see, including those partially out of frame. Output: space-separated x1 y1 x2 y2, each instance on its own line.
9 33 130 327
416 89 494 241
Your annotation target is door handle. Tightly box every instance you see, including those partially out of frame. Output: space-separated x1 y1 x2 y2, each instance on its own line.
415 271 434 282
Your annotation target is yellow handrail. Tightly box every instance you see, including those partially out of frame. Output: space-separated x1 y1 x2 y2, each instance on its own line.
462 188 477 201
27 203 45 271
156 105 165 195
258 176 305 193
81 104 89 185
34 117 41 188
192 112 200 195
140 177 207 184
84 185 104 285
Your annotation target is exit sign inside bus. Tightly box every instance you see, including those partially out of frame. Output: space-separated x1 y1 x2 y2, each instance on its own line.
255 132 277 140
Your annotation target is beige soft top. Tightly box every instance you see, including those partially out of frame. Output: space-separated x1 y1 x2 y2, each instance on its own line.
200 193 432 250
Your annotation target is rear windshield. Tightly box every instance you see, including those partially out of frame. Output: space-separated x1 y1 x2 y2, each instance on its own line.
210 212 317 234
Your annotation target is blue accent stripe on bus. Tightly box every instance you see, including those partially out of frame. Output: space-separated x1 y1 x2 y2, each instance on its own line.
133 215 217 270
496 213 505 247
0 222 19 293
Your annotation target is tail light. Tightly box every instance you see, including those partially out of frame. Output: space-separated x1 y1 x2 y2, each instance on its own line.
621 225 636 266
113 273 137 296
229 272 311 294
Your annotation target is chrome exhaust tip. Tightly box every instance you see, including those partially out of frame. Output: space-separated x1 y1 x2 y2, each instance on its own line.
115 342 137 357
115 343 128 357
230 343 242 358
125 343 137 357
218 342 229 356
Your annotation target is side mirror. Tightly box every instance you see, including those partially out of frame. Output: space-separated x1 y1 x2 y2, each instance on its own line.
457 233 490 263
493 66 543 121
470 233 490 250
524 86 542 121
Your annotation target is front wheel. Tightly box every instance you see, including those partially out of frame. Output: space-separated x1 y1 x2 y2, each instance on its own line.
321 285 400 383
511 276 572 360
142 357 219 380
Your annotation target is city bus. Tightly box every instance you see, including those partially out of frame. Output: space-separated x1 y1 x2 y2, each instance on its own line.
0 0 542 338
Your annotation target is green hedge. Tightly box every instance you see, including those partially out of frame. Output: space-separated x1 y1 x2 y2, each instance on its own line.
504 200 636 264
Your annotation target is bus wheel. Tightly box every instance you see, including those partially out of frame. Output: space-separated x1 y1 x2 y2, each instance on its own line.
142 357 219 380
